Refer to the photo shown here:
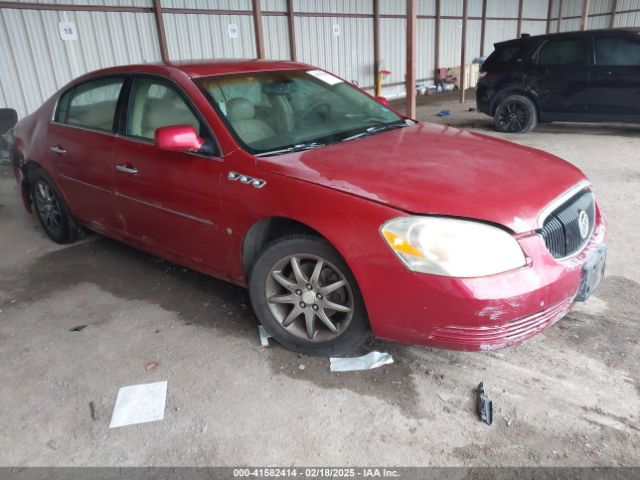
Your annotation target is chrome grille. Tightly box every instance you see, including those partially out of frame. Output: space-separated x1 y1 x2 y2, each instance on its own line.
541 190 595 258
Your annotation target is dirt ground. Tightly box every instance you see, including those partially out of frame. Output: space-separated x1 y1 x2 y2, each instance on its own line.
0 94 639 467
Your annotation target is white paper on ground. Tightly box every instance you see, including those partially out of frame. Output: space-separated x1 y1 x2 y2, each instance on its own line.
109 381 167 428
330 351 394 372
258 325 271 347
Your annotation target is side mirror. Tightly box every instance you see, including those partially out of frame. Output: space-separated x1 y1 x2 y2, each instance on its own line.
375 96 390 106
155 125 204 153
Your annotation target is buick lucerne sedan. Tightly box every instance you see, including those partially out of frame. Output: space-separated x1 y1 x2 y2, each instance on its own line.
11 60 606 356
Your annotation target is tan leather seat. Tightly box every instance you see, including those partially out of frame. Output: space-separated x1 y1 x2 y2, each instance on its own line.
268 94 295 134
141 98 200 139
227 98 275 145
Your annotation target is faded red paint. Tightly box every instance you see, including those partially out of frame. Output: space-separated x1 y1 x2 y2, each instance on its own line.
11 60 606 351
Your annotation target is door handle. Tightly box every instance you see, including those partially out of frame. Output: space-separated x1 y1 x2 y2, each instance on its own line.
50 146 66 155
116 164 138 175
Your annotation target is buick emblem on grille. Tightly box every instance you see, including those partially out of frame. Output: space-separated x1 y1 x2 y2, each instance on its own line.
578 210 589 239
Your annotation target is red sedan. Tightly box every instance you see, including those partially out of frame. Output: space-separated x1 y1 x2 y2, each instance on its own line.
10 60 606 356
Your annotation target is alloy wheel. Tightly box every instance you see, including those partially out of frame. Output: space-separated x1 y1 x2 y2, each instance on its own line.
265 254 354 342
497 100 529 133
34 181 63 236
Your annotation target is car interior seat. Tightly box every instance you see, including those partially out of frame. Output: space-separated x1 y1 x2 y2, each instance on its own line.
227 97 275 146
128 83 201 139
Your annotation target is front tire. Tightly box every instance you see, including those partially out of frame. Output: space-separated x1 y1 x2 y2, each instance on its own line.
30 168 80 244
249 235 370 356
494 94 537 133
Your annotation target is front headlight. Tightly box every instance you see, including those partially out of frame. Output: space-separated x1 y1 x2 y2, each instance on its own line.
381 216 526 277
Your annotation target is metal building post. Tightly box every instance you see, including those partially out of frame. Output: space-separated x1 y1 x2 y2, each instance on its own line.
406 0 417 118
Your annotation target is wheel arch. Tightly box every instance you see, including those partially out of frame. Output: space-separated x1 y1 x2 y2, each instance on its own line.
491 88 539 117
242 216 328 276
18 160 46 213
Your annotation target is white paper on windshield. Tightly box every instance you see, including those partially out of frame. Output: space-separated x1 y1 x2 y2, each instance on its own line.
307 69 343 86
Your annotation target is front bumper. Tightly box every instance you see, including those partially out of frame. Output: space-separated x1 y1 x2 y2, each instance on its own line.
351 209 606 351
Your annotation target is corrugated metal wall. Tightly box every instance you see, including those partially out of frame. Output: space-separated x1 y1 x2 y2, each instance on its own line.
615 0 640 26
0 7 160 118
295 15 374 87
3 0 640 118
163 13 256 60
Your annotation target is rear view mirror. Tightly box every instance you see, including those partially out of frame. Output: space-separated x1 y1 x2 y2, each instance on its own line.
155 125 204 152
375 96 390 106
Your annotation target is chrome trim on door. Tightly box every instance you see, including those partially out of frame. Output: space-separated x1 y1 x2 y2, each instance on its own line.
114 192 215 226
116 164 138 175
50 146 67 155
59 174 111 194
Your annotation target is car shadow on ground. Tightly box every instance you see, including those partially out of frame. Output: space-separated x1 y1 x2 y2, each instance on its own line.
2 231 638 422
0 235 254 336
446 118 640 137
0 233 428 416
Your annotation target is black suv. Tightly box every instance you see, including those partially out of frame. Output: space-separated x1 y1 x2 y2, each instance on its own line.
477 28 640 133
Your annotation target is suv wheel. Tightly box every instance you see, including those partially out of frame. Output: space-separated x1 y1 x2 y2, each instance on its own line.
494 94 537 133
249 235 370 356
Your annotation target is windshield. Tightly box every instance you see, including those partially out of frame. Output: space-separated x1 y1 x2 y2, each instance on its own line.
195 69 404 155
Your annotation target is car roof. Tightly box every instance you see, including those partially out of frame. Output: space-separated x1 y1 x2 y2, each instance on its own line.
495 27 640 49
82 59 312 80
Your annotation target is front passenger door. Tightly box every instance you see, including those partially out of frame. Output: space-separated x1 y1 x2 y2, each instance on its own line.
112 76 227 275
528 36 590 121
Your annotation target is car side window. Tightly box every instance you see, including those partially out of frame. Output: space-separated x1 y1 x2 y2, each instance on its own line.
595 37 640 66
57 78 124 132
493 45 524 64
127 78 207 142
538 39 587 66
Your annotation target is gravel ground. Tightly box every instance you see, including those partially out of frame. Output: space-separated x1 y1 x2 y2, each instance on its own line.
0 94 638 467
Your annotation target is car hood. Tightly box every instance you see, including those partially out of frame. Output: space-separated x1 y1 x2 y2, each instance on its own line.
257 122 587 233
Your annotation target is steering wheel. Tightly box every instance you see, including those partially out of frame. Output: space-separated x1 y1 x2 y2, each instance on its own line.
300 103 331 123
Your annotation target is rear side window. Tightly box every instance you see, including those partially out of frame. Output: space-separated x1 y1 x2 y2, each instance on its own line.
56 78 124 132
595 37 640 66
538 39 587 66
492 45 523 64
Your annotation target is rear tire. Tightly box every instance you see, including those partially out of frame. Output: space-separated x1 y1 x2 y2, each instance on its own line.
249 235 370 356
494 94 537 133
30 168 81 244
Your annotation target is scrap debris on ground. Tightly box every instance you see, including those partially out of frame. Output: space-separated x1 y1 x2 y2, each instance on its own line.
329 351 394 372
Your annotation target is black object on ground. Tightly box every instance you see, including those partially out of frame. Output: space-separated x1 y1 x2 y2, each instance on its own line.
475 382 493 425
0 108 17 136
69 325 87 332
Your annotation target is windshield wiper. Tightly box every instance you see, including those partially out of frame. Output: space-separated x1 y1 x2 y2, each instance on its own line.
255 142 325 157
341 120 409 142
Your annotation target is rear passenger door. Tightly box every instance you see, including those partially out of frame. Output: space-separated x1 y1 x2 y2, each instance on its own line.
528 36 590 121
588 34 640 119
111 75 227 275
48 76 125 235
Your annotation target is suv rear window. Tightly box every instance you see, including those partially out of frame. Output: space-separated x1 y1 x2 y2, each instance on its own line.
492 45 523 64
